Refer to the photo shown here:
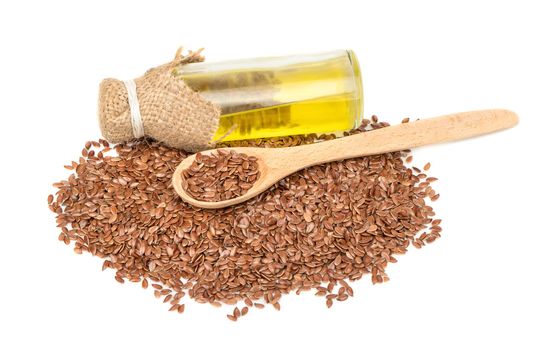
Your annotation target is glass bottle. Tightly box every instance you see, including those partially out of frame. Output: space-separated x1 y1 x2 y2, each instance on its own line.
175 50 363 142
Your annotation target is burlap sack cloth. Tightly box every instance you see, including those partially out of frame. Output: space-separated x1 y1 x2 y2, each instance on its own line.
98 49 221 152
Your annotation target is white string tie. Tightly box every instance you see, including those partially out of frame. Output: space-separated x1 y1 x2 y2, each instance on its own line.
123 79 144 138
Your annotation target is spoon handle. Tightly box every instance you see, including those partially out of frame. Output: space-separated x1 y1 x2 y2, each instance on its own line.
283 109 518 169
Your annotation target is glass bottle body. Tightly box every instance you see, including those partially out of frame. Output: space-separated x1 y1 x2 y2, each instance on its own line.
176 50 363 141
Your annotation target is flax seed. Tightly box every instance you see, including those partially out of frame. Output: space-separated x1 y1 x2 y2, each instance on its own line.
49 116 442 320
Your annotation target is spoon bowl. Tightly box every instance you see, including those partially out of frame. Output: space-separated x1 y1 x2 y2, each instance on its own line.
173 109 518 209
173 147 288 209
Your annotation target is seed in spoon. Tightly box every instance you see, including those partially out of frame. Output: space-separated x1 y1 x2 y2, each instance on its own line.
181 150 260 202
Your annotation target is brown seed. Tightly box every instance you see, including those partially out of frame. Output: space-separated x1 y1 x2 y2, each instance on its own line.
227 314 238 322
327 282 335 292
424 162 431 171
326 299 333 308
432 219 442 226
142 279 148 289
233 307 241 318
241 306 249 316
333 255 342 265
337 294 349 302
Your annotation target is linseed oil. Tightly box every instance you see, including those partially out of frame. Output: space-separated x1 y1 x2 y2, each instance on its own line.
176 50 363 142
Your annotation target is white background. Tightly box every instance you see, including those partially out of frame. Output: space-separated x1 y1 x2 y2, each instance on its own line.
1 1 532 349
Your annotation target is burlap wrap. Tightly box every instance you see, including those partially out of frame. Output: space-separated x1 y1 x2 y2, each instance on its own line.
98 49 221 152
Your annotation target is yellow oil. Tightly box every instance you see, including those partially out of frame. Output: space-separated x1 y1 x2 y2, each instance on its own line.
178 50 363 142
214 93 358 141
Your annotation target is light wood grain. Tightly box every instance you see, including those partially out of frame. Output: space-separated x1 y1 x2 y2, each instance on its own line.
173 109 518 209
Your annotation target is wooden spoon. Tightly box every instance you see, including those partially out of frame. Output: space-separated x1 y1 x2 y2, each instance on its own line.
173 109 518 209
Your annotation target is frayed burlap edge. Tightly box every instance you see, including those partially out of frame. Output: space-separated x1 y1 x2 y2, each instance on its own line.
98 48 221 152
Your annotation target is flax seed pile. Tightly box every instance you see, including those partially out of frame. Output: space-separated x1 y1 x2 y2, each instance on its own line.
182 150 260 202
48 117 441 321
